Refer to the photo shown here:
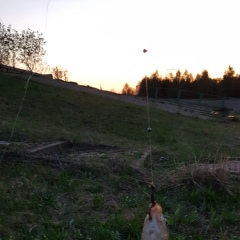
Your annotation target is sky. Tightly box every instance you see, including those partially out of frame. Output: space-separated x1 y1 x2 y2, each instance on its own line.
0 0 240 92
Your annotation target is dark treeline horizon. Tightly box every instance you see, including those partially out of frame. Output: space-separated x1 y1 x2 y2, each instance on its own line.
123 66 240 98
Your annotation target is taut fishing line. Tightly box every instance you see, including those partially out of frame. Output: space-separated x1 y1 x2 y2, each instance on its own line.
0 1 51 164
0 72 34 164
141 49 169 240
144 55 154 185
143 48 154 190
44 0 51 34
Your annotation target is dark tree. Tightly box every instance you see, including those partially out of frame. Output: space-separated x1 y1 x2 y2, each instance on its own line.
122 83 135 95
220 66 237 97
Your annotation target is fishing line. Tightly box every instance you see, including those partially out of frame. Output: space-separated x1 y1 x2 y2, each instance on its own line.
0 0 52 165
142 48 169 240
143 49 154 185
0 72 34 164
44 0 51 34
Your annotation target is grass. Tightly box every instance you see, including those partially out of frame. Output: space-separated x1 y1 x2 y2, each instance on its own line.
0 72 240 239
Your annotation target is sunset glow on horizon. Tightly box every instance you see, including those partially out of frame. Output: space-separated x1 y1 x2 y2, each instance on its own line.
1 0 239 92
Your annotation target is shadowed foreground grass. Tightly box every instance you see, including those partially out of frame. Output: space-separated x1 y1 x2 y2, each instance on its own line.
0 73 240 239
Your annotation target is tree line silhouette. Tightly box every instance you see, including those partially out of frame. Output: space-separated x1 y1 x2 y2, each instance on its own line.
122 66 240 98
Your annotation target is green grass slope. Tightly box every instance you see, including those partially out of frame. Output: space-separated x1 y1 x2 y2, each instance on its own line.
0 73 240 239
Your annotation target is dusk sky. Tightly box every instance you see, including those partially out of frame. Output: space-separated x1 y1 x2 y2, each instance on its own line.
1 0 239 92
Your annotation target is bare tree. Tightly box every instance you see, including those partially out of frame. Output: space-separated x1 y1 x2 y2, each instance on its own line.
122 83 135 95
8 28 20 68
18 29 46 72
52 66 68 81
0 20 48 74
35 60 51 74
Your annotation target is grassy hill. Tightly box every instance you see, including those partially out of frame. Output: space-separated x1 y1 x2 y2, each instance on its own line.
0 72 240 239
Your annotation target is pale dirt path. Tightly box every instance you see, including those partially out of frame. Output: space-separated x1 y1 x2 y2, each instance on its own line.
29 74 210 119
4 72 240 118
